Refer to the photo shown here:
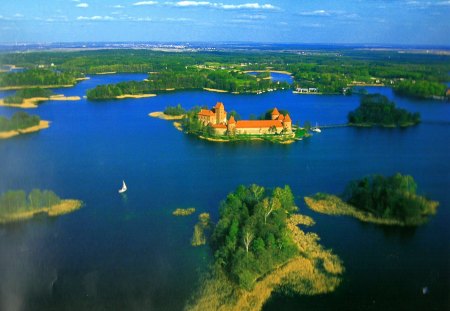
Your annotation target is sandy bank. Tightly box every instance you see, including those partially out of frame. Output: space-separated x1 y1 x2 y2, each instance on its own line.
243 70 293 76
95 71 117 75
115 94 156 99
173 122 183 131
203 88 228 93
0 95 81 109
149 111 185 120
0 120 50 139
76 77 90 81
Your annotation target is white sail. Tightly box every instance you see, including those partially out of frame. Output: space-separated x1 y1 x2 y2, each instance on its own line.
119 180 127 193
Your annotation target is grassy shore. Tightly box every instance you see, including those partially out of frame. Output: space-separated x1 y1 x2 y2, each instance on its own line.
149 111 185 120
304 193 437 226
0 120 50 139
0 95 81 109
173 207 196 216
186 213 344 311
0 199 82 224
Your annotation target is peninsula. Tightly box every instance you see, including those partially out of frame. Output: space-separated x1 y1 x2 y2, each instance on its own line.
305 173 438 226
0 87 80 108
186 184 344 311
0 112 49 139
0 189 83 224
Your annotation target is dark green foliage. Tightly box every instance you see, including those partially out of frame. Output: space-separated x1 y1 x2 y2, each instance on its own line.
394 80 447 99
343 173 438 225
0 112 40 131
164 104 186 116
4 88 53 104
0 69 80 87
86 69 288 99
211 184 298 290
348 94 420 127
0 189 61 216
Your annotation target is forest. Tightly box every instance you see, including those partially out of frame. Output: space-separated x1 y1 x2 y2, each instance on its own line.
0 69 81 87
211 184 298 290
0 189 61 216
0 112 40 132
348 93 420 127
86 69 287 99
343 173 438 225
3 87 53 104
1 49 448 98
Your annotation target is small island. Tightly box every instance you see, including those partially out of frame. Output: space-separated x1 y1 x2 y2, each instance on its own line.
0 87 81 108
0 112 49 139
166 102 308 144
149 104 186 120
187 184 344 311
305 173 438 226
0 189 83 224
172 207 196 216
348 94 420 127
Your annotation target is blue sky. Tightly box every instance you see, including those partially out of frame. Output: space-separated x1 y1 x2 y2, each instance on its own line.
0 0 449 45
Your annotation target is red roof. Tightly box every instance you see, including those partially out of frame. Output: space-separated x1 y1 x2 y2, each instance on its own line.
271 107 280 115
215 102 224 109
198 109 214 116
277 114 284 121
228 115 236 124
211 124 227 128
236 120 283 129
284 114 292 122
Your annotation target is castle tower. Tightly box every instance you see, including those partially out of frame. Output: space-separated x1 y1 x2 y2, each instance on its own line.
271 107 280 120
227 115 236 134
214 102 227 124
283 113 292 132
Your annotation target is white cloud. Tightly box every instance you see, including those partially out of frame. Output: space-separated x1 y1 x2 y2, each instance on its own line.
166 1 279 10
238 13 266 19
163 17 193 21
113 5 125 8
76 3 89 8
77 15 114 20
133 1 158 5
298 10 331 17
13 13 24 18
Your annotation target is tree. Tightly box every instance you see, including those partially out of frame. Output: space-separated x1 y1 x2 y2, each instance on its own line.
262 197 281 224
243 230 254 253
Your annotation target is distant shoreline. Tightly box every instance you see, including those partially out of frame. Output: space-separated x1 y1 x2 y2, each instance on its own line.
115 94 156 99
203 87 228 93
0 120 50 139
0 84 74 91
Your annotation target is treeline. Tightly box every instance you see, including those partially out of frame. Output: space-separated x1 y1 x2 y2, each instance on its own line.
4 87 53 104
86 69 288 99
164 104 186 116
211 184 298 289
0 112 40 132
0 189 61 216
343 173 438 225
348 94 420 127
0 69 81 87
394 80 447 99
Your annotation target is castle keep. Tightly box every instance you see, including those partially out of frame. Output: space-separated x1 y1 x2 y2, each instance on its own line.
198 102 292 136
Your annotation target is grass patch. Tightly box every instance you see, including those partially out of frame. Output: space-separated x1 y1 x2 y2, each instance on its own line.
173 207 196 216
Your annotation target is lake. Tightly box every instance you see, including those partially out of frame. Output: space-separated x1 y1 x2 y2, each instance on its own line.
0 73 449 311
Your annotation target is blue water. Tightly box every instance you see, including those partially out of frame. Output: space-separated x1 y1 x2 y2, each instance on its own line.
0 74 449 310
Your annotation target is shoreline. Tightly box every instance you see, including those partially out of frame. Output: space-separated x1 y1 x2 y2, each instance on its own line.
0 199 82 224
0 95 81 109
115 94 156 99
186 213 344 311
149 111 185 120
0 84 74 91
203 87 228 93
244 70 293 76
0 120 50 139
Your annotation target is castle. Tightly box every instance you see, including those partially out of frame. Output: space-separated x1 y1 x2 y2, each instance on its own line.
198 102 292 136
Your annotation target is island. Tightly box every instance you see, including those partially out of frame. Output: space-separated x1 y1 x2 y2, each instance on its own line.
0 189 83 224
186 184 343 310
0 112 49 139
178 102 307 144
149 104 186 120
305 173 438 226
348 94 420 127
0 87 81 108
191 213 211 246
172 207 196 216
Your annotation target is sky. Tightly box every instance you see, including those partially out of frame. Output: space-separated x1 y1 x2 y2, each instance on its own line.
0 0 449 45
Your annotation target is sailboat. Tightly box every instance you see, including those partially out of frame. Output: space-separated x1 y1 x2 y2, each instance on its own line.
118 180 127 193
311 122 321 133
